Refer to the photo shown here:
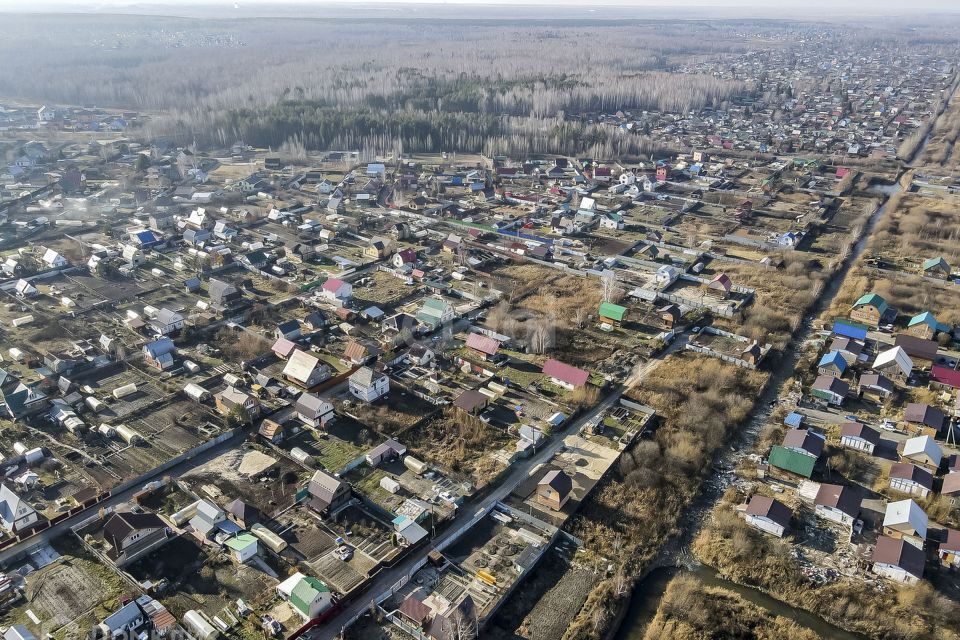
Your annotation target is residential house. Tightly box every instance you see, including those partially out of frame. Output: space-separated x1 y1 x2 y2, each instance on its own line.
453 389 489 415
888 464 933 498
894 335 938 369
707 273 732 297
306 469 351 514
277 572 334 620
5 625 36 640
417 298 455 330
272 336 297 359
840 422 880 455
0 484 39 533
542 359 589 390
829 336 864 364
537 470 573 511
905 311 944 340
882 499 928 547
226 499 261 529
283 349 332 388
295 392 335 428
782 429 825 458
103 511 171 566
365 439 407 467
858 373 894 402
872 346 913 380
149 308 184 336
817 351 847 378
393 248 418 269
214 386 260 421
938 529 960 568
258 418 286 444
365 237 391 261
744 495 792 537
465 333 501 361
189 499 228 540
810 375 849 406
343 339 382 366
275 319 301 341
872 536 925 584
658 303 681 329
14 279 37 298
208 279 242 310
850 292 888 327
904 403 945 437
41 248 67 269
921 256 951 279
901 435 942 470
393 515 428 546
814 483 861 527
320 278 352 302
931 364 960 390
142 337 176 370
97 600 147 639
598 302 628 326
348 366 390 403
943 473 960 505
224 533 259 564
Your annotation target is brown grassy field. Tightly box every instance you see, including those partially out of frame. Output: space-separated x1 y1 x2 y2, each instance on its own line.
693 508 960 640
560 355 766 640
642 573 820 640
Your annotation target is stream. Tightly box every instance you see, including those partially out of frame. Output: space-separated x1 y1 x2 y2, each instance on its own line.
613 565 864 640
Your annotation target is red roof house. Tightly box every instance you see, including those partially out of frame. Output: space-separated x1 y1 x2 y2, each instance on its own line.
543 359 589 389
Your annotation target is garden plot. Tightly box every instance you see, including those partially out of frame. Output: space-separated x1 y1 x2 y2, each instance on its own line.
0 538 128 638
311 552 367 596
274 505 338 560
183 444 307 517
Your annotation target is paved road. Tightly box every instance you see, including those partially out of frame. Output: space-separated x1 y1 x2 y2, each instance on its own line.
309 336 681 639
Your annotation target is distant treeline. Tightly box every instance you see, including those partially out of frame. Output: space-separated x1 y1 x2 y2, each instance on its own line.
198 101 660 157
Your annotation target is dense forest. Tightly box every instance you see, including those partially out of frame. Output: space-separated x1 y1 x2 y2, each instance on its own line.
2 14 956 156
0 14 752 154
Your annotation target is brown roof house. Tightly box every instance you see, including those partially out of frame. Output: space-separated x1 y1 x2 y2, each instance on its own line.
537 470 573 511
102 511 172 567
938 528 960 568
814 483 861 528
744 495 792 538
857 373 894 403
306 470 351 515
839 422 880 455
941 472 960 506
226 499 261 529
214 386 261 422
888 464 933 499
872 535 925 584
904 403 945 437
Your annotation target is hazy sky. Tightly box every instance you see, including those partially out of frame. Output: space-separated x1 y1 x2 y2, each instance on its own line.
5 0 960 15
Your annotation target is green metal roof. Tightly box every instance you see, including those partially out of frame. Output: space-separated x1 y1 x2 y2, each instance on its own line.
224 533 258 551
852 292 887 314
768 445 816 478
598 302 627 322
290 576 330 616
922 256 950 271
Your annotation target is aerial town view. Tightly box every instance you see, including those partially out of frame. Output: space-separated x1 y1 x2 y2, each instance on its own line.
1 0 960 638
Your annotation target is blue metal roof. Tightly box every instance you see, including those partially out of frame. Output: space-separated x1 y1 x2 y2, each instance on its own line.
818 350 847 372
832 320 868 341
784 412 803 428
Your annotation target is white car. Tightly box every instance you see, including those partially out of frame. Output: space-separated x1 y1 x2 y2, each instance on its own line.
880 420 898 432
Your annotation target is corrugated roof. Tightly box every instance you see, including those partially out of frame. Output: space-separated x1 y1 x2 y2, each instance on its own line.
768 445 816 478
